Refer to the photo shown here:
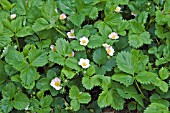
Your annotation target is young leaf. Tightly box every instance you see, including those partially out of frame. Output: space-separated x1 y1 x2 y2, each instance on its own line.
159 67 169 80
82 76 94 89
28 49 48 67
116 51 134 75
78 92 91 104
93 47 107 65
112 74 134 87
13 93 29 110
71 99 80 111
69 85 80 99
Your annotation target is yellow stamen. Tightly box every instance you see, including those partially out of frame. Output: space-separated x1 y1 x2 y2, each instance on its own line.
112 35 116 39
82 62 87 67
82 40 86 44
55 81 60 86
107 49 111 54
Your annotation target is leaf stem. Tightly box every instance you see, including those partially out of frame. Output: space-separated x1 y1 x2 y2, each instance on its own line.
55 27 67 37
15 36 20 51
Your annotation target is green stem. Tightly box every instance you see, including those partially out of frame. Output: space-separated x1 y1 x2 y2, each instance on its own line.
15 36 20 51
55 27 67 37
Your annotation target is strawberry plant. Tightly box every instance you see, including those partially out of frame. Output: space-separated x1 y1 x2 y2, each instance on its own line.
0 0 170 113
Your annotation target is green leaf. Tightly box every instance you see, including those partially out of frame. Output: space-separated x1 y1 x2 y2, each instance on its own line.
40 95 53 108
128 32 151 48
70 40 85 51
113 0 129 4
94 21 112 38
85 66 95 76
20 66 39 87
32 18 50 32
69 13 85 26
0 60 7 84
62 67 76 79
138 11 148 24
78 92 91 104
55 38 72 56
2 83 16 99
144 103 169 113
87 35 104 49
159 67 169 80
58 0 75 15
128 101 136 110
36 78 51 91
116 51 134 74
0 0 11 10
27 6 42 23
16 26 34 37
71 100 80 111
1 98 13 113
13 93 29 110
16 0 27 15
69 85 80 99
129 20 145 34
102 57 116 72
5 48 28 71
82 76 94 89
65 57 81 71
49 51 65 66
89 7 98 19
28 49 48 67
112 74 134 87
93 47 107 65
0 35 11 48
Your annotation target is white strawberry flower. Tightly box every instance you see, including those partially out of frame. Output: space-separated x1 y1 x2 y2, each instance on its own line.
50 45 56 52
115 6 121 13
78 58 90 68
10 14 16 20
50 77 62 90
131 12 137 17
109 32 119 40
106 46 115 56
67 29 76 39
79 36 89 46
59 13 67 20
102 43 110 48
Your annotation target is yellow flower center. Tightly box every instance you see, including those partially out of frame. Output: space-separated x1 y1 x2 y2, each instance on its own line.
55 81 60 86
70 33 74 36
107 49 111 54
115 7 120 12
111 35 116 39
82 62 87 67
60 15 65 19
82 40 86 44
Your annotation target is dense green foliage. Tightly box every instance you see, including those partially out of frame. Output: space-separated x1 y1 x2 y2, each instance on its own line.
0 0 170 113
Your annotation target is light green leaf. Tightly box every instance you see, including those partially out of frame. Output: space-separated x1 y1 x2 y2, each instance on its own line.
62 67 76 79
138 11 148 24
28 49 48 67
13 93 29 110
113 0 129 4
69 13 85 26
70 40 85 51
65 57 81 71
159 67 169 80
0 35 11 48
98 90 112 108
144 103 169 113
93 47 107 65
82 76 94 89
16 0 27 15
87 35 104 49
85 66 95 76
71 100 80 111
78 92 91 104
89 7 98 19
112 74 134 87
0 0 11 10
16 26 34 37
32 18 50 32
104 13 122 27
116 51 134 74
69 85 80 99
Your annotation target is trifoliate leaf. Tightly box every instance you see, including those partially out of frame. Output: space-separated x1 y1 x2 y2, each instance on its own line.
87 35 104 49
16 26 34 37
62 67 76 79
40 95 53 108
32 18 50 32
78 92 91 104
70 40 85 51
112 74 134 87
71 99 80 111
116 51 134 75
69 85 80 99
65 57 81 71
93 47 107 65
2 83 16 99
1 98 13 113
49 51 65 66
28 49 48 67
13 93 29 110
